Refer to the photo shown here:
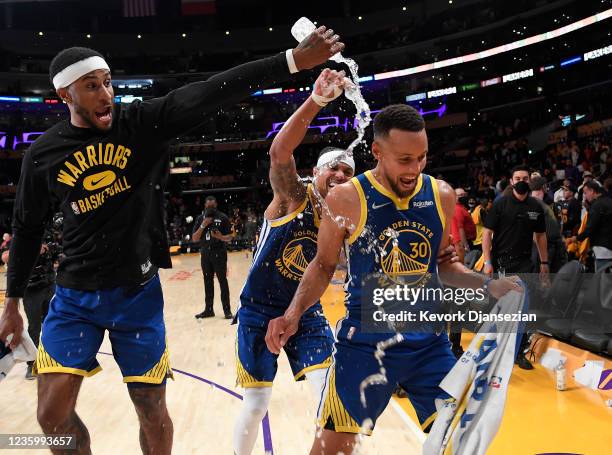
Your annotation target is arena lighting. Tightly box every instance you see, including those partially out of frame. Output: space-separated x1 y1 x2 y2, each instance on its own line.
21 97 43 103
502 68 534 83
428 86 457 98
560 55 582 67
0 96 20 102
0 132 44 150
406 92 427 101
373 8 612 81
262 88 282 95
44 98 59 104
480 77 502 87
539 64 556 72
584 44 612 60
459 83 479 91
169 167 192 174
357 75 373 82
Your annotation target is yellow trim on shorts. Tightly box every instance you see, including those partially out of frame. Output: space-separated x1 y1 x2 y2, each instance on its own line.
293 356 332 381
347 177 367 245
429 177 446 230
35 342 102 377
420 411 438 430
269 192 309 227
317 366 371 435
235 336 273 388
364 170 423 210
123 345 174 384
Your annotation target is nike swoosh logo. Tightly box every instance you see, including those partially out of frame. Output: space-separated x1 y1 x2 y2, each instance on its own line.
83 170 117 191
372 201 391 210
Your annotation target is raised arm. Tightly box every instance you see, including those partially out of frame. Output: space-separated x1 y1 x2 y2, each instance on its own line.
266 69 348 218
265 181 359 354
133 27 345 143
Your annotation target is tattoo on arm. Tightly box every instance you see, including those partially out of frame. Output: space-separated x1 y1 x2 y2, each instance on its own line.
269 158 306 202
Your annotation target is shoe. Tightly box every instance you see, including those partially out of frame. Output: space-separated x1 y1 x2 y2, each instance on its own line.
515 355 534 370
195 310 215 319
224 313 233 320
25 362 35 380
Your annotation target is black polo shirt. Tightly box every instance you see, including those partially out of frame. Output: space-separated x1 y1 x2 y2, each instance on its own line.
484 193 545 262
193 211 231 252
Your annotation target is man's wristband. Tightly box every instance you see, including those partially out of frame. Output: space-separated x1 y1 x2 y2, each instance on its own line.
540 261 548 265
285 49 299 74
484 260 492 266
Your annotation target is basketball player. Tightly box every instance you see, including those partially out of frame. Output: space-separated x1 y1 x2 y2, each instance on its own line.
233 68 354 455
0 28 344 454
265 104 522 454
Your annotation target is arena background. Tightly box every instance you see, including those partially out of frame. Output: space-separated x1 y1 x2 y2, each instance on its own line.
0 1 611 454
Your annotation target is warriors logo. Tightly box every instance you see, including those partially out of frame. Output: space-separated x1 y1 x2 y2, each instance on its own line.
275 230 317 281
380 228 432 285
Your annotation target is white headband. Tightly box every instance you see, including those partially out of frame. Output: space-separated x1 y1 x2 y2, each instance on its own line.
316 148 355 171
52 56 110 90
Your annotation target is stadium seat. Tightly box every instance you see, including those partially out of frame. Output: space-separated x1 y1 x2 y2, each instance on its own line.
532 261 584 326
570 265 612 354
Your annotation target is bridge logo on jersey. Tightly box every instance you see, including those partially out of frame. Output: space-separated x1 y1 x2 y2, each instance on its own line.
379 224 433 285
275 229 317 282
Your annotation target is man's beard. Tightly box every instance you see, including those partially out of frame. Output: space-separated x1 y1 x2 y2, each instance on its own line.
74 104 112 133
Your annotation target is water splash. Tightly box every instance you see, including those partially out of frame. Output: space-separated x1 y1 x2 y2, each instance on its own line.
359 333 404 408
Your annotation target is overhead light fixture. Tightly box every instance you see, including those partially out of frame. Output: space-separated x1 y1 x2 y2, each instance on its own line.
137 34 142 39
38 31 44 36
182 33 186 38
268 27 273 31
225 30 230 35
86 34 91 38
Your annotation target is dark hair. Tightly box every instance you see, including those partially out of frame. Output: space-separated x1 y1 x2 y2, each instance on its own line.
373 104 425 138
318 146 344 158
583 180 604 194
205 195 217 202
511 165 529 178
49 47 104 85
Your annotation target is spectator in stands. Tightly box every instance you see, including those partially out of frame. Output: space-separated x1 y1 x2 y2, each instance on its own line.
577 171 594 202
564 158 580 184
567 181 612 272
451 188 476 264
530 177 566 273
557 183 581 238
604 178 612 198
553 178 572 203
470 197 488 253
1 232 10 251
482 165 548 370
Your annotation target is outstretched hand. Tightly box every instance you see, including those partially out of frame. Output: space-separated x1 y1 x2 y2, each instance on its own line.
292 26 345 71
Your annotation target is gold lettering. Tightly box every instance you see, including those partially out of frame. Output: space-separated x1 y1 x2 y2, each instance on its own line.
78 200 87 213
74 151 89 172
123 176 131 189
119 147 131 169
65 161 82 180
86 145 98 166
112 145 125 167
57 169 77 187
84 198 93 212
98 143 103 165
103 143 114 165
90 195 98 209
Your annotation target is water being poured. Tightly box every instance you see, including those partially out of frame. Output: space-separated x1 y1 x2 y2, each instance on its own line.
359 333 404 407
291 17 371 156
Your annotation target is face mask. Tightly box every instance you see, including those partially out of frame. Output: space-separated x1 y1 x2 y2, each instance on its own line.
513 181 530 195
457 196 469 207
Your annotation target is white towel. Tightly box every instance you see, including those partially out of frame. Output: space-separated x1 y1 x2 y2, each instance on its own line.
0 330 37 382
424 285 528 455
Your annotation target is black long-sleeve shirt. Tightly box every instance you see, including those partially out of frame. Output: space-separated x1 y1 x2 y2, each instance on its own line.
7 51 291 297
576 195 612 250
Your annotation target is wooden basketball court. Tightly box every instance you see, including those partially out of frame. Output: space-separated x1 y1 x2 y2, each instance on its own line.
1 252 610 454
